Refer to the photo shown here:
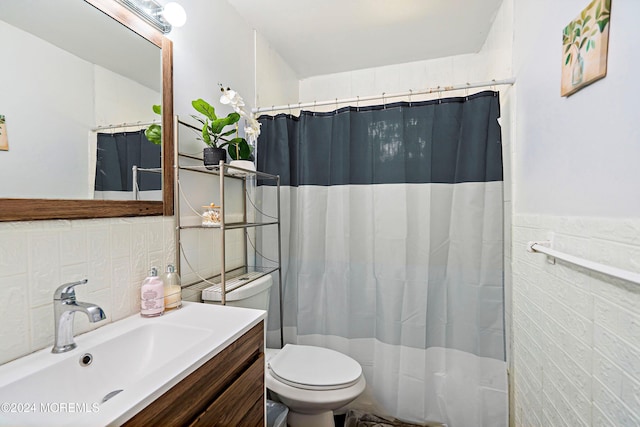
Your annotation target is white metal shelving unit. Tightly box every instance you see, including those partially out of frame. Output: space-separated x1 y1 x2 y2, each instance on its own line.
173 117 283 346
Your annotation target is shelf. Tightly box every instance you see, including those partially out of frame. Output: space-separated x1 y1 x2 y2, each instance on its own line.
175 115 284 346
179 221 279 230
181 266 280 303
177 161 280 181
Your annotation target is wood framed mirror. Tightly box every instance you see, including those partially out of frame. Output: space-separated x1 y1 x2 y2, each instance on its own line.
0 0 174 221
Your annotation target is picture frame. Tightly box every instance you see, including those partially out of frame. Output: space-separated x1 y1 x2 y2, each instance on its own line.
561 0 611 97
0 115 8 151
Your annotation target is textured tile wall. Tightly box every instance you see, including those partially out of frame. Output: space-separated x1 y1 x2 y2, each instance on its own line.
511 214 640 426
0 216 176 365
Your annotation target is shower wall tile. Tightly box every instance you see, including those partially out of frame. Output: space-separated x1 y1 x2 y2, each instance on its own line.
512 214 640 425
0 216 176 365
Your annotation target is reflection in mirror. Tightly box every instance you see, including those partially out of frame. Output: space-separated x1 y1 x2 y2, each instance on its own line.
0 0 162 201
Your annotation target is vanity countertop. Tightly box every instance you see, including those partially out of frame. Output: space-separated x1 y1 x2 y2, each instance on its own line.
0 302 266 426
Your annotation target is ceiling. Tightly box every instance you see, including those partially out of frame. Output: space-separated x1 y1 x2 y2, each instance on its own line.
226 0 504 79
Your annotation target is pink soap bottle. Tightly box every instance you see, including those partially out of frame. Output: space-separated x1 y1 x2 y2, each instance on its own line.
141 267 164 317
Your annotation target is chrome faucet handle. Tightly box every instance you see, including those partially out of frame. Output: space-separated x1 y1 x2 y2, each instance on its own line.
53 279 88 301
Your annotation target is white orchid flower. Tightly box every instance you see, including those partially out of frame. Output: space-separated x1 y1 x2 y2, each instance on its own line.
219 84 261 144
219 88 245 114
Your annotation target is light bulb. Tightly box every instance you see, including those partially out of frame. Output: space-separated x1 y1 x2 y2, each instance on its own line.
162 2 186 27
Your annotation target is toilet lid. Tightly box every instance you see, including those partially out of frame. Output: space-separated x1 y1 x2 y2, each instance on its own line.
268 344 362 391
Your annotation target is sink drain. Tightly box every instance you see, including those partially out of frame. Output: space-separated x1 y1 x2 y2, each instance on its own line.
79 353 93 367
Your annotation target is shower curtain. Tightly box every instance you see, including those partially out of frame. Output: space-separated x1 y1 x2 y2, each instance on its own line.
95 130 161 193
256 91 506 426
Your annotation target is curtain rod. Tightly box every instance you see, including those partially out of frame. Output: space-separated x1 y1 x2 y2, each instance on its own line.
528 241 640 285
92 120 159 132
252 77 515 114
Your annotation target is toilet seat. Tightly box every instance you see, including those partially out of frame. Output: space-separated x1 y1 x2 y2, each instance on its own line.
267 344 362 391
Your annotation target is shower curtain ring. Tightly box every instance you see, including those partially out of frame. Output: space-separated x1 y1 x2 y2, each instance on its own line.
288 104 292 116
335 98 339 112
408 89 413 106
313 100 317 116
382 92 386 109
356 96 360 111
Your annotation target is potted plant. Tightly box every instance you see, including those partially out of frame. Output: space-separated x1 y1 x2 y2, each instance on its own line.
145 85 260 171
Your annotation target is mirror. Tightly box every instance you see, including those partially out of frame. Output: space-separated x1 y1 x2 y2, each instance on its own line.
0 0 174 221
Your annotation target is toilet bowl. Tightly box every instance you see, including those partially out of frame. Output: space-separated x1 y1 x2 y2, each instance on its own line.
202 274 366 427
266 345 366 427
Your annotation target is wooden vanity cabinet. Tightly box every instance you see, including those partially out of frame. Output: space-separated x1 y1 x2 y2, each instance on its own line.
124 321 264 427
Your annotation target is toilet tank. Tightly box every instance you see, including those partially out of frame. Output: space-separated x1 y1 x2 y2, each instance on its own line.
202 274 272 311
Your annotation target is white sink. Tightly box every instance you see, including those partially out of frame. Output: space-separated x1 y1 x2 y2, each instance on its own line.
0 302 266 426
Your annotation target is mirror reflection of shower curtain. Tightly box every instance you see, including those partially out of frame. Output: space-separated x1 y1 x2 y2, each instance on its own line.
94 130 161 200
256 91 506 427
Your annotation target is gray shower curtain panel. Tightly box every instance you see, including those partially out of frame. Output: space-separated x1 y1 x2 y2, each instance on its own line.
95 130 161 192
256 91 506 426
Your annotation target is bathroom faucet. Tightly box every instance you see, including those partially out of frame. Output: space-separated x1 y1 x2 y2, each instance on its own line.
52 279 106 354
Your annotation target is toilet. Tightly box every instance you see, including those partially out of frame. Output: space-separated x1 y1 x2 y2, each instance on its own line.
202 275 366 427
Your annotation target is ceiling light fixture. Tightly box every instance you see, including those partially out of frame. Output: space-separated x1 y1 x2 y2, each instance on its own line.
115 0 186 33
162 2 187 28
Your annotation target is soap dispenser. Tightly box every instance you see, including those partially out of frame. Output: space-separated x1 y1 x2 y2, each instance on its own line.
162 264 182 311
140 267 164 317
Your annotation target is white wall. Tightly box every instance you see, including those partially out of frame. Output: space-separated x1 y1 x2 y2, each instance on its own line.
513 0 640 218
511 0 640 425
255 32 299 110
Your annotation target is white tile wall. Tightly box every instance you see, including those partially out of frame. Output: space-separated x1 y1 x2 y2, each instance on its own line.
512 214 640 426
0 216 176 365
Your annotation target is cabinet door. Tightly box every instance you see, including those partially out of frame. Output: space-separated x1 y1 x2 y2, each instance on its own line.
190 354 265 427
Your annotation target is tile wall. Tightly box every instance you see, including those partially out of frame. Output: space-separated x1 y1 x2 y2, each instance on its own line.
511 214 640 426
0 216 176 365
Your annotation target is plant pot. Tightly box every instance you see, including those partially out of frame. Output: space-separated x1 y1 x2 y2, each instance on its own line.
228 160 256 175
203 146 226 170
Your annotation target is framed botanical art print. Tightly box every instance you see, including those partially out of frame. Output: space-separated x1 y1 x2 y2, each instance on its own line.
561 0 611 97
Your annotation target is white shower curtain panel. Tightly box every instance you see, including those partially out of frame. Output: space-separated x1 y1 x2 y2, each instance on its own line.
259 182 506 426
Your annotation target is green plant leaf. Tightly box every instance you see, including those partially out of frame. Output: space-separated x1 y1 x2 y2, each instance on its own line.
596 1 602 18
201 120 211 145
192 99 217 121
591 39 596 50
597 17 610 32
584 15 592 25
564 43 572 53
580 38 587 49
565 53 572 65
227 138 251 160
152 104 161 115
144 124 162 145
209 112 241 135
221 129 236 137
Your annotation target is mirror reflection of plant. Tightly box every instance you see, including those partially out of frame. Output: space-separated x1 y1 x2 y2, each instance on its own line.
563 0 611 66
144 105 162 145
